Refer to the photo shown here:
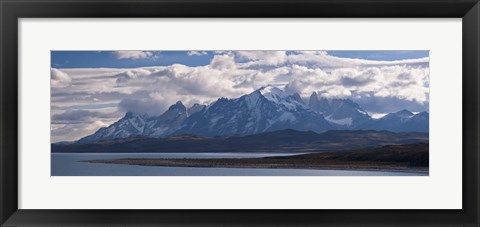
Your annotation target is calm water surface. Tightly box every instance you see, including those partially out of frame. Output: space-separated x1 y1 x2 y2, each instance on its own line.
51 153 428 176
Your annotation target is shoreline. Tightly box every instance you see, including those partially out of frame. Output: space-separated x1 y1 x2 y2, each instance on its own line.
82 158 429 174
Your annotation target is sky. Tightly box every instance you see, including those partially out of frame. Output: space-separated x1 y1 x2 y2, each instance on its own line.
51 50 430 142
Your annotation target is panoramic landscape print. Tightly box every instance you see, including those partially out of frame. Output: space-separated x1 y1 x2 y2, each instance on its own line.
51 50 429 176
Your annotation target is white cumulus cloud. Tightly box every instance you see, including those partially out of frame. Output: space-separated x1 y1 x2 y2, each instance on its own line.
112 51 156 60
51 68 72 88
187 51 208 56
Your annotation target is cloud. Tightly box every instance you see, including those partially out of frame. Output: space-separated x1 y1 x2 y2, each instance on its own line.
51 109 121 124
287 51 429 70
187 51 208 56
54 52 430 110
50 108 124 142
51 68 72 88
115 68 152 84
284 63 429 104
210 54 237 70
369 112 388 119
118 97 171 116
235 51 287 66
353 96 428 113
51 120 110 142
112 51 156 60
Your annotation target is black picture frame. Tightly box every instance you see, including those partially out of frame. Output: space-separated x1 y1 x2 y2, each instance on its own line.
1 0 479 226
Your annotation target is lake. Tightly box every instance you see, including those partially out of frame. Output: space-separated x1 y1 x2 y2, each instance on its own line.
51 153 428 176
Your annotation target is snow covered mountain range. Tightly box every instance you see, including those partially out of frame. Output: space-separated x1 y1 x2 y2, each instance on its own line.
78 86 429 143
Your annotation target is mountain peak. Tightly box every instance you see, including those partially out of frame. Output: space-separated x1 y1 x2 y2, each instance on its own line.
394 109 414 116
412 111 429 120
187 103 206 116
168 101 186 111
308 95 371 127
124 111 134 118
251 85 309 111
309 92 319 106
124 111 143 119
358 109 428 132
309 92 318 100
258 85 282 95
256 85 291 103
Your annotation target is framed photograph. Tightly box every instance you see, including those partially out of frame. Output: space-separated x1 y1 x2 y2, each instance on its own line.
49 49 430 177
1 0 479 226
